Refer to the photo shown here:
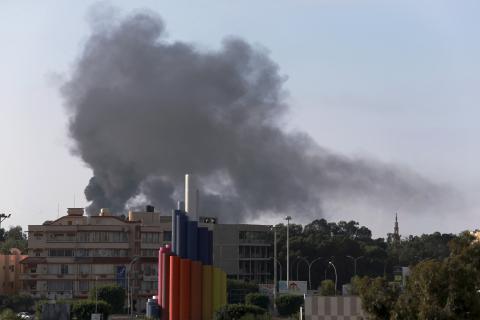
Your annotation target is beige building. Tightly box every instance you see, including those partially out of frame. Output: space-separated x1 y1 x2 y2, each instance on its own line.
21 207 272 310
0 248 27 294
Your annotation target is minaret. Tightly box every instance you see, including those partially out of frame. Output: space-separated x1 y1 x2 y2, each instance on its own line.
393 213 400 243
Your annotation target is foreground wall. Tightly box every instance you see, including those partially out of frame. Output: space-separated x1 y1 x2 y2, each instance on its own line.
304 295 365 320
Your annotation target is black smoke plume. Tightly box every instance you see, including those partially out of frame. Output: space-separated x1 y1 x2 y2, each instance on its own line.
62 10 454 222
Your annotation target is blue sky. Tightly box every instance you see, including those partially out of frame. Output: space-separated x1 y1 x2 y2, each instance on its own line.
1 0 479 235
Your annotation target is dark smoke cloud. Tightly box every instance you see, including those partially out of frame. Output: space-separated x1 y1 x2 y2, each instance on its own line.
62 10 455 221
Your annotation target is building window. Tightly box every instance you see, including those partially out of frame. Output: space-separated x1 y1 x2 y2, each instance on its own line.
61 264 69 275
141 232 160 244
140 249 158 257
48 264 60 275
239 231 270 244
92 264 113 274
79 264 91 274
47 280 73 291
48 249 74 257
79 280 89 292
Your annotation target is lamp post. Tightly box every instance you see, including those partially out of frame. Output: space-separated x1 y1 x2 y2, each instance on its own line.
0 213 11 229
296 259 304 281
328 261 338 295
127 256 140 319
285 216 292 290
346 255 364 277
95 276 98 313
272 225 277 308
275 260 283 283
297 256 323 290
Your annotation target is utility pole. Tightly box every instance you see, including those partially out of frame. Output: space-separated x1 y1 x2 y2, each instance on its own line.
285 216 292 291
273 226 277 306
346 255 364 277
95 276 98 313
127 256 140 319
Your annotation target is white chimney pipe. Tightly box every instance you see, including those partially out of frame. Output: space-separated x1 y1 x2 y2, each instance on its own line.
185 174 199 220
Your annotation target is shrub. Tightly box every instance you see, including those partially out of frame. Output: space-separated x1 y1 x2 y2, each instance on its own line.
0 294 35 312
227 280 259 304
245 293 270 310
71 300 111 320
89 284 125 314
214 303 267 320
319 280 336 296
35 300 72 320
275 294 304 316
0 309 20 320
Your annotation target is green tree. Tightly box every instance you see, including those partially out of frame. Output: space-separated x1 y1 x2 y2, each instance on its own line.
319 280 335 296
356 277 400 320
0 226 27 254
0 309 20 320
71 300 111 320
245 293 270 310
89 284 125 314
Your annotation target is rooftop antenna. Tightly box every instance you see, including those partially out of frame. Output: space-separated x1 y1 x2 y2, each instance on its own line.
74 194 76 207
57 203 60 218
0 213 11 229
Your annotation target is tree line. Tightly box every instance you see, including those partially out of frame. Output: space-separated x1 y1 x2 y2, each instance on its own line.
273 219 457 290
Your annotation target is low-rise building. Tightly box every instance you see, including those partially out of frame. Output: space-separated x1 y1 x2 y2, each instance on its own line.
0 248 27 295
21 207 272 311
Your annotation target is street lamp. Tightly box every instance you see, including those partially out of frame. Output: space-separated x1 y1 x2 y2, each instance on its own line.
94 276 98 313
328 261 338 295
297 256 323 290
0 213 11 229
127 256 140 318
276 260 283 283
346 255 364 277
285 216 292 289
296 259 304 281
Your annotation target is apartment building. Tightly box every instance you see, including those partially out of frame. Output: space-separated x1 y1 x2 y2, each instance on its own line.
0 248 27 294
21 207 272 311
21 207 170 311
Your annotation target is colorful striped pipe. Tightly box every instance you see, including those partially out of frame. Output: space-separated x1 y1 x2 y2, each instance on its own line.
202 265 213 320
190 260 202 320
169 255 180 320
179 259 191 320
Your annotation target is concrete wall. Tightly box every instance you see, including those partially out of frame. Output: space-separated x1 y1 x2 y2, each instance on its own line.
304 295 365 320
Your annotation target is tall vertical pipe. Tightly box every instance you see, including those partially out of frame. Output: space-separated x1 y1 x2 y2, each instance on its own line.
185 174 199 221
202 265 212 320
161 250 172 320
179 259 191 320
172 210 180 254
198 227 209 265
187 221 198 261
176 212 187 258
190 261 202 320
169 256 180 320
212 267 222 313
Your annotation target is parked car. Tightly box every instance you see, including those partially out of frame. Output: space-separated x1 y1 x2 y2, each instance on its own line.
17 312 34 319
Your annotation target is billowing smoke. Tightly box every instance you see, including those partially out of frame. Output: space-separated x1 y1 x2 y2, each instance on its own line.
62 10 454 222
